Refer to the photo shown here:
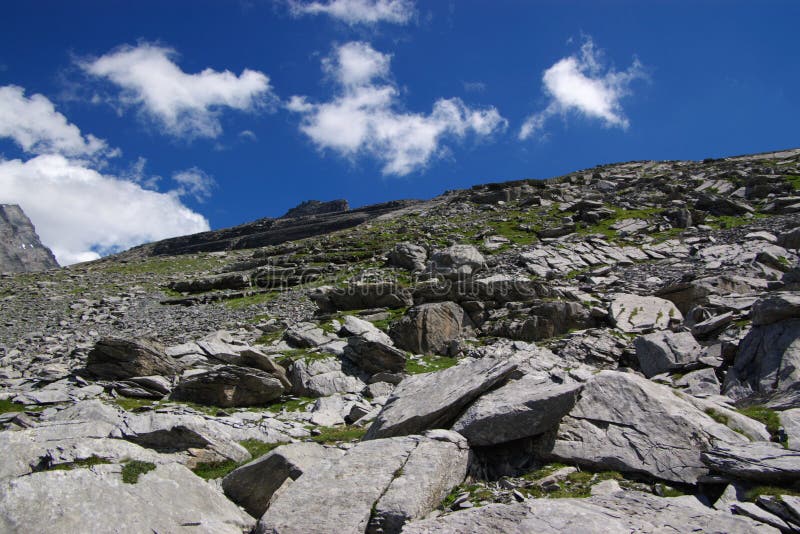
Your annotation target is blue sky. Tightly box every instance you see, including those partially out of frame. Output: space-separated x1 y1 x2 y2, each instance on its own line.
1 0 798 264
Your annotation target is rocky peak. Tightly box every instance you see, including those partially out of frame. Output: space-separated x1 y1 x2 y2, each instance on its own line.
0 204 58 273
281 199 349 219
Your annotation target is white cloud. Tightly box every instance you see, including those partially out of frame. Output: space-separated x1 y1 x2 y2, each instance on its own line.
288 42 507 176
0 85 113 157
82 43 275 139
288 0 414 25
172 167 216 202
0 154 210 265
520 37 645 140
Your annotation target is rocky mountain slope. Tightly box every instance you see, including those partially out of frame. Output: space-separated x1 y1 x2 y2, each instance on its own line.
0 204 58 273
1 148 800 533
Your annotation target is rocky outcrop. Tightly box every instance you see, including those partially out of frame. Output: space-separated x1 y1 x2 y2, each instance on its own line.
387 242 427 271
702 442 800 483
0 204 58 272
634 330 702 377
389 302 473 355
85 337 180 380
365 357 517 440
281 199 349 219
539 371 748 484
429 244 486 280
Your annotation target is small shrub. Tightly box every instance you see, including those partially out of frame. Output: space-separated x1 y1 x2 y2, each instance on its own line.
121 461 156 484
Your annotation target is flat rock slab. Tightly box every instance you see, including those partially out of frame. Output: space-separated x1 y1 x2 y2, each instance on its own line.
86 337 180 380
364 357 517 440
256 433 468 534
403 490 777 533
223 442 344 518
0 463 255 534
451 375 582 446
701 442 800 483
608 294 682 333
634 330 702 378
541 371 748 484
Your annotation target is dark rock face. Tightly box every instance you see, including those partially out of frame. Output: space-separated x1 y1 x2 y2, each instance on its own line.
0 204 58 272
281 199 349 219
170 365 284 407
86 338 180 380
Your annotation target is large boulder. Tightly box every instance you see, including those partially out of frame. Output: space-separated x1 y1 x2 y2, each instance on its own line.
389 302 473 355
170 366 284 407
86 338 180 380
222 442 344 518
343 333 407 375
751 292 800 326
288 356 366 397
339 315 393 345
0 463 255 533
723 318 800 403
608 294 682 333
402 489 778 533
387 242 427 272
169 272 250 293
429 244 486 280
283 322 336 348
309 283 413 313
633 330 703 377
539 371 748 484
451 375 582 446
364 357 517 440
255 433 468 534
655 275 761 315
779 408 800 450
701 442 800 483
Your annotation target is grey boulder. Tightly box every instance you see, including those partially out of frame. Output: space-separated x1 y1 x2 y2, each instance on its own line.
634 330 702 378
429 244 486 280
389 302 473 355
170 365 284 407
701 442 800 483
365 357 517 440
387 242 428 272
86 337 180 380
343 332 407 375
451 375 582 446
608 294 682 333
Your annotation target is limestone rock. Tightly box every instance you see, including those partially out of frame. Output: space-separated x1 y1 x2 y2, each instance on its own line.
779 408 800 450
86 337 180 380
429 244 486 280
170 365 284 407
288 356 366 397
364 357 517 440
387 242 427 272
451 375 582 446
751 292 800 325
0 204 58 273
608 294 682 333
343 332 407 375
389 302 473 355
540 371 748 484
222 442 344 518
634 330 702 377
0 463 255 533
701 442 800 483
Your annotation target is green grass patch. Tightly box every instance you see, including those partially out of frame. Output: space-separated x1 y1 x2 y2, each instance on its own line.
310 425 367 444
405 354 458 374
785 174 800 190
706 213 767 230
0 398 27 413
113 397 159 412
48 455 111 471
267 396 314 413
522 469 625 499
704 408 729 426
745 485 800 502
576 206 664 240
224 291 279 309
370 307 408 331
737 405 785 445
440 483 495 510
121 460 156 484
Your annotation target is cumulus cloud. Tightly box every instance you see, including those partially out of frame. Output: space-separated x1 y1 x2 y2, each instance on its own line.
0 85 113 158
520 37 645 140
0 155 210 265
82 43 275 139
288 42 507 176
172 167 216 202
288 0 414 25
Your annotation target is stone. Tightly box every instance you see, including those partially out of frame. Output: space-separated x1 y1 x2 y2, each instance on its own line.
429 244 486 280
170 365 284 407
608 294 682 333
85 337 180 380
288 356 366 397
779 408 800 450
674 368 721 397
0 463 255 533
402 489 777 533
389 302 473 355
283 322 335 348
778 227 800 250
723 318 800 402
633 330 702 377
339 315 393 345
751 292 800 325
169 272 250 293
222 442 344 518
364 357 517 440
701 442 800 483
343 332 407 375
387 242 427 271
539 371 748 484
310 283 413 313
451 375 582 446
368 431 470 534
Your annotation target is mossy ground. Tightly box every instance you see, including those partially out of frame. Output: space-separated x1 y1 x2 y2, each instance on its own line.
121 460 156 484
191 440 287 480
